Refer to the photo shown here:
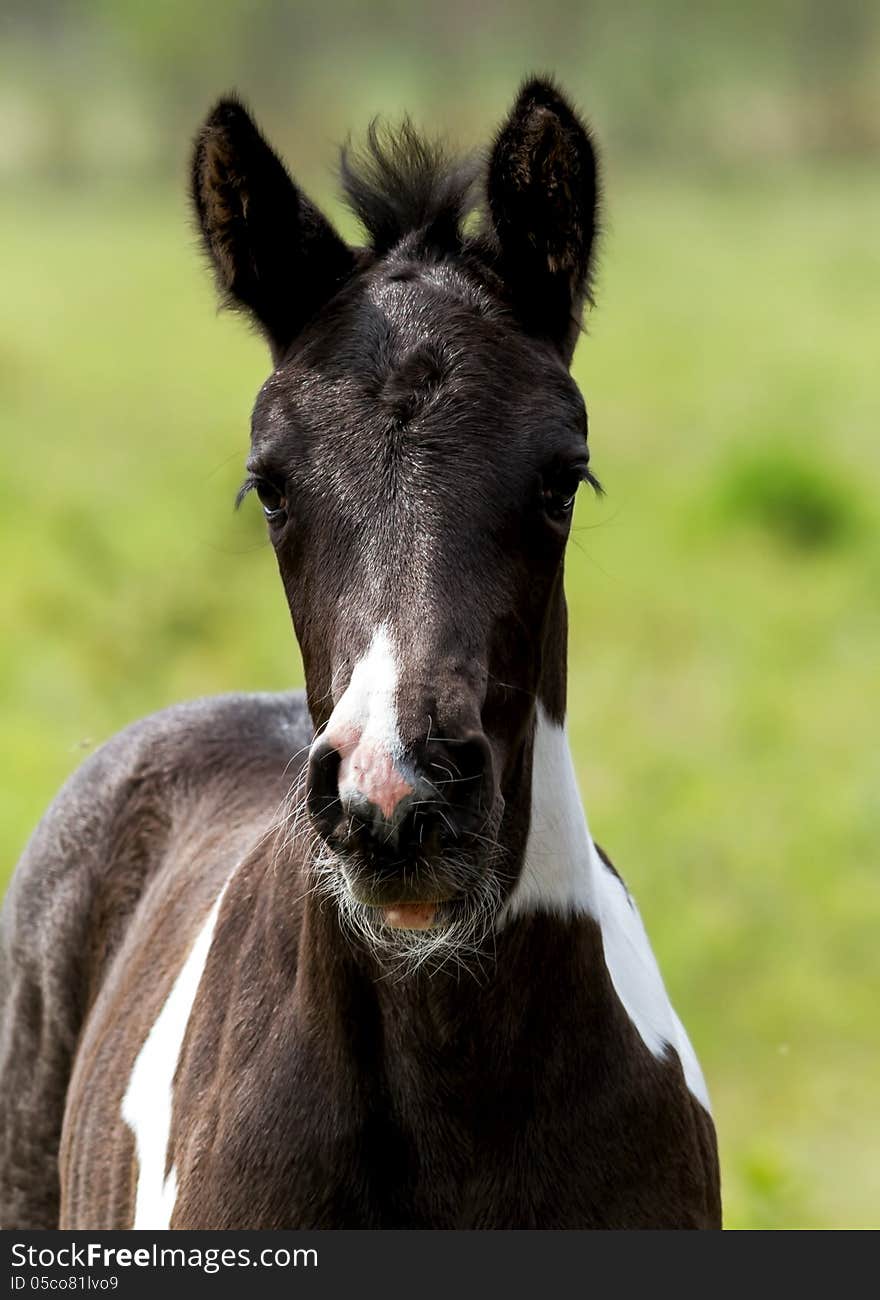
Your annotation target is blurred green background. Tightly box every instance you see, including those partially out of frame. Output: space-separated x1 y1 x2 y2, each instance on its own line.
1 1 878 1229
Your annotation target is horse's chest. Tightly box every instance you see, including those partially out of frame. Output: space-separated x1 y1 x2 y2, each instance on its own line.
169 1041 618 1229
171 1099 555 1228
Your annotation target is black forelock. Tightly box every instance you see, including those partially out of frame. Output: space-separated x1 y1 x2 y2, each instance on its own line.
339 119 480 259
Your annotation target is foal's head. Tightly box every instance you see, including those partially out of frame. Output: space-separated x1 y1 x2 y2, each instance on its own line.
192 79 600 966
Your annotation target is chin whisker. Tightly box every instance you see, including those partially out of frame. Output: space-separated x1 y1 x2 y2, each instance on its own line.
309 830 507 981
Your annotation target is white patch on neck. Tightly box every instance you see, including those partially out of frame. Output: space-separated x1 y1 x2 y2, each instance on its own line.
121 881 229 1229
507 705 596 917
324 623 403 759
505 705 711 1113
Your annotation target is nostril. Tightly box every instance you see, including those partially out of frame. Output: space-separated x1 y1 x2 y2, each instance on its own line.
306 738 343 834
425 731 495 823
455 732 494 784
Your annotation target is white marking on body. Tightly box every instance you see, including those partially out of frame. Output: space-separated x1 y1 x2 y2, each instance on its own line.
321 623 413 816
121 881 229 1229
506 705 711 1112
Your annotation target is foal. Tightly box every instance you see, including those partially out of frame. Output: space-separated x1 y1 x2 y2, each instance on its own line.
0 80 721 1229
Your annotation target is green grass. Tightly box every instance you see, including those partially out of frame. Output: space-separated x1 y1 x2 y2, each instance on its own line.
1 165 877 1229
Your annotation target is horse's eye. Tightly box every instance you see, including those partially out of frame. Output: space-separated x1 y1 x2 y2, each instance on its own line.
541 466 585 522
255 478 288 525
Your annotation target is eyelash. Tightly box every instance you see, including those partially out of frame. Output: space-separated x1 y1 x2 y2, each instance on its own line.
236 475 288 525
583 467 603 495
541 465 603 521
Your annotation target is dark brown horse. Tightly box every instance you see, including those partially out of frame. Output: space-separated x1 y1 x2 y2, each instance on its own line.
0 79 720 1229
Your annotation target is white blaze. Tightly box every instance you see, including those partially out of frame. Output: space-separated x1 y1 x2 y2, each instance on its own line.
324 623 402 753
320 623 412 812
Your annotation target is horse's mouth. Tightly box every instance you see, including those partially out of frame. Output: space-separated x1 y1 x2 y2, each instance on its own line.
323 855 503 967
343 873 467 930
350 880 461 927
327 841 501 947
376 901 445 930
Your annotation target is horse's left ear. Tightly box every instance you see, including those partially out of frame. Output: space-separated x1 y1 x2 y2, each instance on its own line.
487 78 599 364
191 98 357 363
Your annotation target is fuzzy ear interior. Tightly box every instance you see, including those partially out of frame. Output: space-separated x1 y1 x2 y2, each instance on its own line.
191 98 357 362
487 78 600 362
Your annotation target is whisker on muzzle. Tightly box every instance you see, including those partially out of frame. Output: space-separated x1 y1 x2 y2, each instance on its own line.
309 832 509 980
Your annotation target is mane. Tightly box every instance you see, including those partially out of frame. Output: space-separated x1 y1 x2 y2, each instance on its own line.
339 119 480 258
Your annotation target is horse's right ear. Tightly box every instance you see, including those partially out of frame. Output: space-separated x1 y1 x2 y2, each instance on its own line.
191 98 357 363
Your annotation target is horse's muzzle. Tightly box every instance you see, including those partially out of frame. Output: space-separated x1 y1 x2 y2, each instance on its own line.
309 726 492 833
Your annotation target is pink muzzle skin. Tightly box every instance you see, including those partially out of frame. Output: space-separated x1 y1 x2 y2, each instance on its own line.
336 737 414 821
